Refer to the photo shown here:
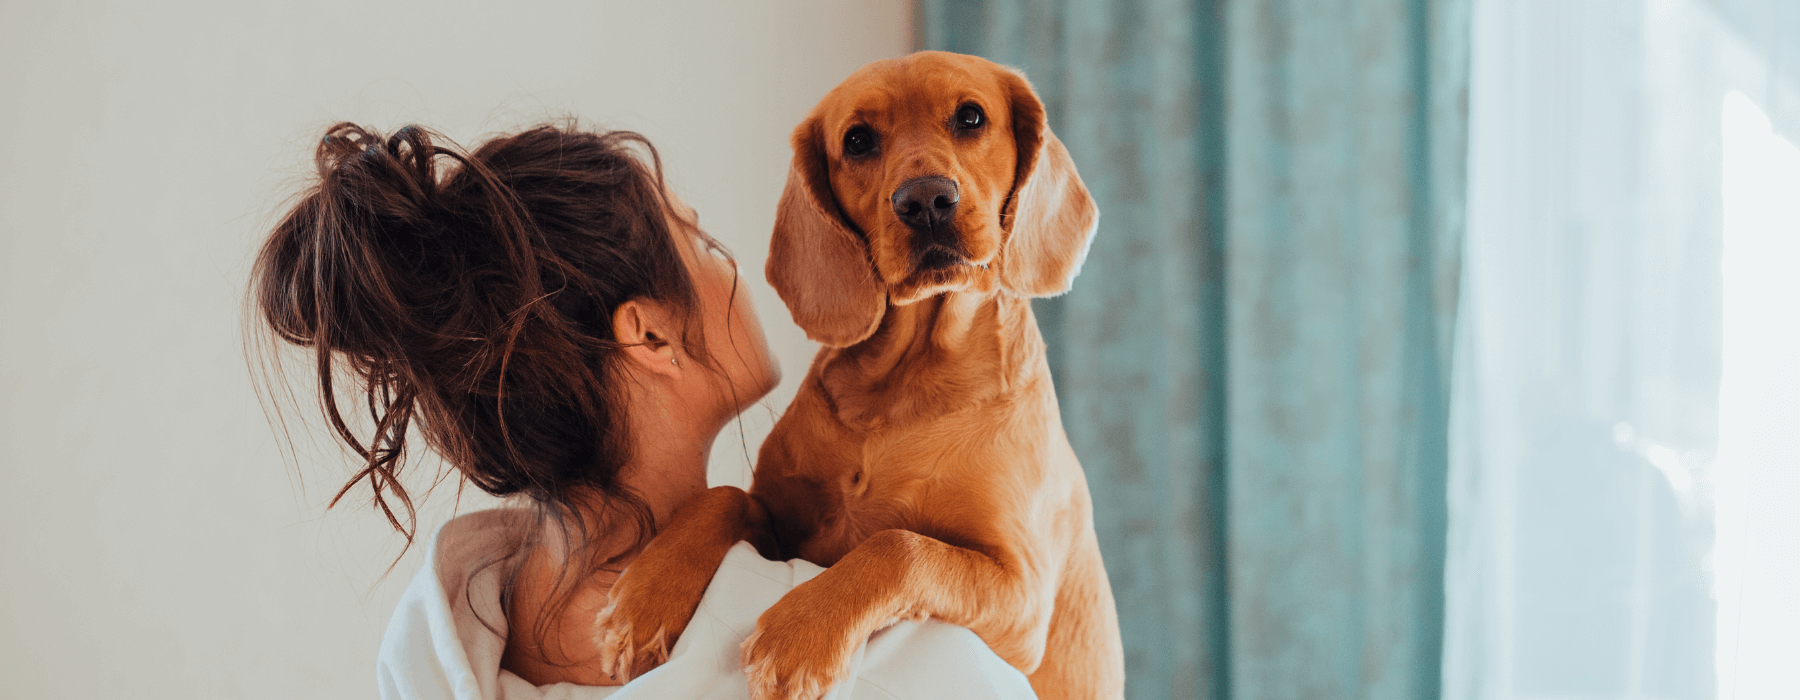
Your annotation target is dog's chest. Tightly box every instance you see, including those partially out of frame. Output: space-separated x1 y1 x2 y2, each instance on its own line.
793 398 1066 563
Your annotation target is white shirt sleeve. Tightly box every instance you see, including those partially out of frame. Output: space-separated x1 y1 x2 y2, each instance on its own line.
377 511 1037 700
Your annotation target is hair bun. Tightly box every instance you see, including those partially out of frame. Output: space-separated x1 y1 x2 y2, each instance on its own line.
314 122 455 230
253 121 701 575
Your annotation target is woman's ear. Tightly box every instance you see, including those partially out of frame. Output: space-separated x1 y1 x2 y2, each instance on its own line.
612 299 680 378
765 116 887 347
995 69 1099 298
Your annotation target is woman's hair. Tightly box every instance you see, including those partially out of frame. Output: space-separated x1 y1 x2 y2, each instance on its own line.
251 121 720 658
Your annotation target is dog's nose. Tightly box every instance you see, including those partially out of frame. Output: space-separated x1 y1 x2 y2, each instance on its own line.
891 176 960 230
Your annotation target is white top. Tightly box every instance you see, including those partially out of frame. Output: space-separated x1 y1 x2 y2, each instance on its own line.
376 509 1036 700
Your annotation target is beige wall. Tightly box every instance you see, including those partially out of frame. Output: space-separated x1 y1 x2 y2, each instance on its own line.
0 2 911 697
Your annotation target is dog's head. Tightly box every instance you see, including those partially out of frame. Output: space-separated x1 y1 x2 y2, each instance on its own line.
767 51 1098 347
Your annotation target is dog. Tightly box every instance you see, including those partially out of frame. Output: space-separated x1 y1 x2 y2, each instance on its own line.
595 51 1124 700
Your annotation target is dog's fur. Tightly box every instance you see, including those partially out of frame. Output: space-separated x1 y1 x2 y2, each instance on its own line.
595 51 1124 700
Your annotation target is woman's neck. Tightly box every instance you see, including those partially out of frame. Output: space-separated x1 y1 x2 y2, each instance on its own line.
499 413 716 686
558 382 717 567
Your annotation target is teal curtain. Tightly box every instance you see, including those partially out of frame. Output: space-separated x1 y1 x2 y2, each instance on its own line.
921 2 1468 699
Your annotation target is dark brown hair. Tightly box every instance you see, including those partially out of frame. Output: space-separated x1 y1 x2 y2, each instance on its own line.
252 121 716 657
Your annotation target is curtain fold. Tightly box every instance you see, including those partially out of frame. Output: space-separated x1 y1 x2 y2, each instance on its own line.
922 2 1468 698
1442 2 1800 698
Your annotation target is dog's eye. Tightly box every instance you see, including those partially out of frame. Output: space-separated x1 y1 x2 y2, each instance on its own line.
843 126 877 157
955 104 985 130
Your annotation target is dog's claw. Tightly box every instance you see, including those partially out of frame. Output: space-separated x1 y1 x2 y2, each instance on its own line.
741 629 833 700
592 596 672 681
588 531 722 682
739 598 860 700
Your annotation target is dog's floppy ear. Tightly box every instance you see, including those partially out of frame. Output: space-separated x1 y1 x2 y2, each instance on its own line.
995 69 1099 298
766 117 887 347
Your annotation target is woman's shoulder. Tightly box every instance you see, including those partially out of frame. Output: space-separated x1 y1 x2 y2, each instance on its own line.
378 508 576 700
377 515 1035 700
432 508 535 574
615 543 1036 699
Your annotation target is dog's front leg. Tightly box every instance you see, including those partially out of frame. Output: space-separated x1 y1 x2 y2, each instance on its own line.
594 485 777 679
740 528 1047 700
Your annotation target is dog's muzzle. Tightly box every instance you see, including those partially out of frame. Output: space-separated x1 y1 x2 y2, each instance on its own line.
892 176 971 270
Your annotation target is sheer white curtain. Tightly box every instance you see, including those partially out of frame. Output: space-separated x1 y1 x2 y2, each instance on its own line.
1446 1 1800 699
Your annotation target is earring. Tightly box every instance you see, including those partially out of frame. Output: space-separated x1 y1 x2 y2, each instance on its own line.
671 357 679 367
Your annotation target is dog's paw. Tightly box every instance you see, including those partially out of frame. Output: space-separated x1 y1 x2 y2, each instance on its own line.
589 530 728 680
739 600 861 700
591 554 710 680
592 596 672 682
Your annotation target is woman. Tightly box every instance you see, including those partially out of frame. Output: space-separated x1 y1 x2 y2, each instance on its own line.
251 122 1034 698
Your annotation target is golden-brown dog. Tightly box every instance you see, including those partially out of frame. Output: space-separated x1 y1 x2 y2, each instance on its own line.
596 51 1124 700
